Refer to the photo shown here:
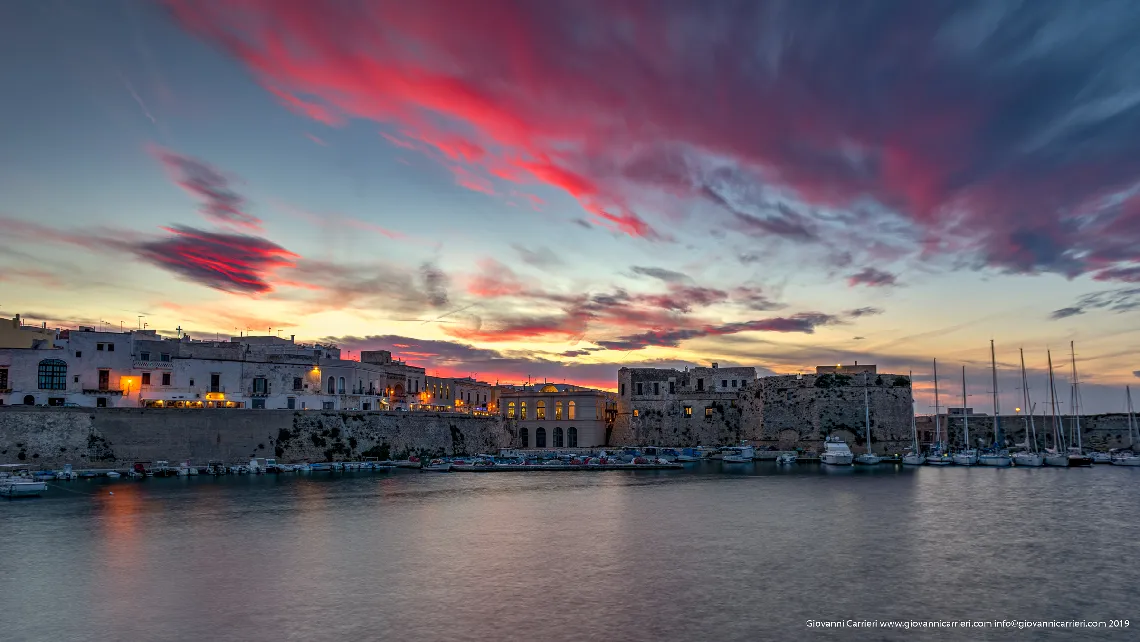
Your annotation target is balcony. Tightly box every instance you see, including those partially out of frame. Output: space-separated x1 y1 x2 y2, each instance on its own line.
248 385 272 397
132 359 173 371
83 388 124 396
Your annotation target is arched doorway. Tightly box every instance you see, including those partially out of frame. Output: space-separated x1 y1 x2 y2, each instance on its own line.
519 427 529 448
553 427 563 447
535 427 546 448
392 383 405 399
327 377 335 394
23 395 35 406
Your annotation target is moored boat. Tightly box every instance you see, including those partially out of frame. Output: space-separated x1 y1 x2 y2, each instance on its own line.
421 459 452 472
776 452 796 465
820 436 854 466
721 444 754 463
1111 387 1140 466
854 377 881 465
1089 452 1112 464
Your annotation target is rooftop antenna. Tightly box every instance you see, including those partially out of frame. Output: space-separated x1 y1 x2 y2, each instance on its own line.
137 315 144 330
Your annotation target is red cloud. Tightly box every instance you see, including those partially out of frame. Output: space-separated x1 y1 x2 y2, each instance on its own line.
134 226 298 294
153 148 261 229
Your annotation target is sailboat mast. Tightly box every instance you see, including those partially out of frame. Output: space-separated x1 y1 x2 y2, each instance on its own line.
962 366 970 452
1020 348 1037 453
910 370 918 451
991 340 1001 448
1047 350 1063 450
864 373 872 455
933 359 941 448
1127 386 1136 450
1070 341 1082 450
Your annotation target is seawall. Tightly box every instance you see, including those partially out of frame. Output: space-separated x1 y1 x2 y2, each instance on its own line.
0 407 513 468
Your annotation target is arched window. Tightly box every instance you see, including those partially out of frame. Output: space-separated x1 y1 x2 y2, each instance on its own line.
327 377 335 394
23 395 35 406
536 400 546 420
338 377 346 394
553 427 564 448
567 427 578 447
467 392 471 404
507 401 516 418
535 427 546 448
37 359 66 390
555 401 563 420
568 400 576 420
520 401 527 420
519 427 529 448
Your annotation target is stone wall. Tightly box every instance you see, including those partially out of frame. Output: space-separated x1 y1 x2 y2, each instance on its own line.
0 407 513 468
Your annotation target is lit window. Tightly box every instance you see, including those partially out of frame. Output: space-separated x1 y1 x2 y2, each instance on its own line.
507 401 516 418
633 409 639 417
520 401 527 420
555 401 563 420
536 400 546 420
684 406 692 417
568 400 576 420
705 407 713 417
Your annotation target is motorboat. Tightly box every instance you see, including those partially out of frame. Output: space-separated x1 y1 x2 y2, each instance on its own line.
105 471 121 478
776 453 796 465
642 447 679 462
55 464 78 480
721 445 754 463
421 459 452 472
0 471 47 498
854 452 881 465
152 460 177 478
1089 452 1112 464
820 436 854 466
674 447 704 462
1066 449 1093 467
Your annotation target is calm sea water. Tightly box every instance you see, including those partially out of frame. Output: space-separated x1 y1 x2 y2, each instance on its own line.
3 463 1138 641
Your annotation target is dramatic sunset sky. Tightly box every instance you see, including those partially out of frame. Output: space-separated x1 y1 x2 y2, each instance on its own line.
2 0 1139 412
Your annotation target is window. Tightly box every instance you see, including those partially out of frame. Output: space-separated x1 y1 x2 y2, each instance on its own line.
553 427 564 448
75 375 80 383
162 373 171 386
287 397 296 410
621 383 626 396
684 406 692 417
210 374 221 392
293 377 303 391
362 402 370 411
75 351 81 358
520 401 528 420
636 382 643 395
536 400 546 420
414 380 419 393
48 397 64 406
0 368 7 390
338 377 345 394
633 409 639 417
705 407 713 417
108 344 114 352
555 401 563 420
141 372 152 386
467 392 471 404
253 377 268 394
669 381 675 394
535 427 546 448
327 377 335 394
654 382 660 395
722 379 727 388
97 343 105 351
732 380 737 388
96 398 107 408
160 353 170 362
567 427 578 447
322 401 334 410
140 351 150 361
252 399 266 409
519 427 529 448
568 401 576 420
697 378 704 391
507 401 516 418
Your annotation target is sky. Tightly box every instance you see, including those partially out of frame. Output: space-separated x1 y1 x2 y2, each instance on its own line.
1 0 1139 413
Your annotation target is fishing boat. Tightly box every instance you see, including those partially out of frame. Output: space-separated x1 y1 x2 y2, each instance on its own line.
0 467 47 498
674 447 705 462
54 464 78 480
152 460 178 478
105 471 121 479
1010 348 1043 467
721 444 754 463
642 447 679 462
1065 343 1093 467
1111 387 1140 466
978 341 1012 467
421 459 452 472
952 367 978 466
776 452 796 465
854 375 881 465
903 371 925 465
821 436 854 465
926 360 953 465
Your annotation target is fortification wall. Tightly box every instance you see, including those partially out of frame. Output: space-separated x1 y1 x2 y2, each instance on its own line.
915 413 1136 451
0 407 512 468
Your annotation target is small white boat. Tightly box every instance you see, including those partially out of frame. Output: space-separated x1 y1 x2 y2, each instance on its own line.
105 471 121 478
854 379 880 466
776 453 796 465
720 444 754 463
854 453 881 465
421 459 452 472
1089 452 1112 464
926 362 952 466
952 449 978 466
1043 450 1069 467
902 451 926 465
978 452 1012 467
1011 452 1044 467
0 467 48 497
820 436 854 465
953 368 978 466
1111 452 1140 466
55 464 78 480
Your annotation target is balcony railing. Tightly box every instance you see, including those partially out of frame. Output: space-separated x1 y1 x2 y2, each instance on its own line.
132 360 174 370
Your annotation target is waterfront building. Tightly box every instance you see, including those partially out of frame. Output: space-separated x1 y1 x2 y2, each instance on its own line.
0 314 58 349
616 363 759 445
499 382 617 448
423 375 494 414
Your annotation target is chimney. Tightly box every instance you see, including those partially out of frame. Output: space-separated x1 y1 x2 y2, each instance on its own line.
712 362 719 369
290 334 295 342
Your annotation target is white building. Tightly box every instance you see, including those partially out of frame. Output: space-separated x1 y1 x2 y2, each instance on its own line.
499 382 617 448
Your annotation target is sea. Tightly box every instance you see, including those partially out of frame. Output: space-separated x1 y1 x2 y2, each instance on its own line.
3 463 1138 641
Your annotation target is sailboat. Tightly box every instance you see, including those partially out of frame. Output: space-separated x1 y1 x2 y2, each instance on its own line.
926 359 953 465
978 341 1012 466
855 374 881 465
1011 348 1043 466
1111 386 1140 466
1066 342 1093 467
1043 350 1070 467
952 367 979 465
902 370 925 465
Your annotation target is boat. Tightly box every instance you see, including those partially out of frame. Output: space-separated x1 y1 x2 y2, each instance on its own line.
776 452 796 465
952 366 978 466
1043 350 1070 467
902 371 925 465
721 444 755 463
642 447 679 462
105 471 121 479
152 460 177 478
978 341 1012 467
880 454 902 464
1064 342 1093 467
925 360 953 465
674 447 705 462
308 463 331 472
820 436 854 465
0 467 48 498
1089 452 1112 464
854 376 881 465
421 459 452 472
1112 387 1140 466
54 463 78 480
1010 349 1044 467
